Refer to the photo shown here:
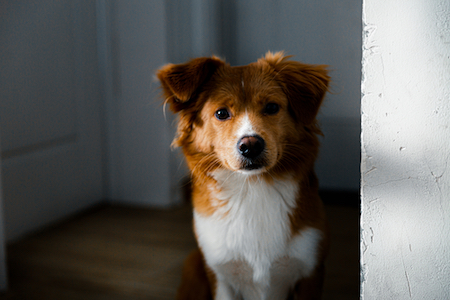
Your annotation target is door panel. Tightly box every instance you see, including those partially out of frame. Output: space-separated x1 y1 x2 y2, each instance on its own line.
0 0 103 241
0 0 77 152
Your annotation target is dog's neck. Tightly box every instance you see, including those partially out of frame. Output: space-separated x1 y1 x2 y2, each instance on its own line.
209 169 299 211
199 169 299 282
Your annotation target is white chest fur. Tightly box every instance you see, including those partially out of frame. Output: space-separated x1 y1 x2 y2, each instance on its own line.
194 170 322 299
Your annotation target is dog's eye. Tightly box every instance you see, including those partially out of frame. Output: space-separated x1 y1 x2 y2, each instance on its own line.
264 103 280 115
214 108 231 120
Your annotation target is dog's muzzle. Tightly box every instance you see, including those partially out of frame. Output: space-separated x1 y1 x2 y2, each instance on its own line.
237 135 266 170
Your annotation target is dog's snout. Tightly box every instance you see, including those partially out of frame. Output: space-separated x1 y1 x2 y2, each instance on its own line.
237 135 265 159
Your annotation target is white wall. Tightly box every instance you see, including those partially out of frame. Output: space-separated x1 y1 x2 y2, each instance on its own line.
361 0 450 298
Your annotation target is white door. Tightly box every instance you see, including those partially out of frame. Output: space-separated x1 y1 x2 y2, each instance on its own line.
0 1 104 241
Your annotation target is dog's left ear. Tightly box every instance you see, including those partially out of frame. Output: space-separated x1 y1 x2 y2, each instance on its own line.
261 52 330 125
157 56 225 113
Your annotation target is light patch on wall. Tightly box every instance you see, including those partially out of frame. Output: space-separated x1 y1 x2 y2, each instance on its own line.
362 0 450 298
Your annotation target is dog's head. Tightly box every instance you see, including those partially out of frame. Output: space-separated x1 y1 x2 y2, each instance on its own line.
157 52 329 177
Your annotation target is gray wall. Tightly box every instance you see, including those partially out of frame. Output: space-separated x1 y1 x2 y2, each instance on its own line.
0 1 104 242
0 0 361 245
0 138 7 290
102 0 180 207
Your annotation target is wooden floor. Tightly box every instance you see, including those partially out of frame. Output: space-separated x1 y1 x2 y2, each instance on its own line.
0 195 360 300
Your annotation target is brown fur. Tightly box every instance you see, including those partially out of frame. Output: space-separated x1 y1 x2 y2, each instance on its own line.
157 51 330 299
176 249 213 300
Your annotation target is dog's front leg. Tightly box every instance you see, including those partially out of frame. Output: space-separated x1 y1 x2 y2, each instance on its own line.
214 278 241 300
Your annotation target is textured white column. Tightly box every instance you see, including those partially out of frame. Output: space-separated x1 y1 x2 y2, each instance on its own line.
361 0 450 298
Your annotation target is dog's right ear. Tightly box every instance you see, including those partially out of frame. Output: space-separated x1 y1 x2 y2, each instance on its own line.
157 57 225 112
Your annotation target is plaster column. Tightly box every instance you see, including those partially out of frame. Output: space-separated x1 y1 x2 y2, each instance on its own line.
361 0 450 298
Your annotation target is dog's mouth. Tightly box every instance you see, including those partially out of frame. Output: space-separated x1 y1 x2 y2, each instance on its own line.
236 155 270 175
240 159 266 171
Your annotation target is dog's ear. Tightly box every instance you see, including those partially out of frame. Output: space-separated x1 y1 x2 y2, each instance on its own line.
157 56 225 112
157 56 225 148
261 52 330 125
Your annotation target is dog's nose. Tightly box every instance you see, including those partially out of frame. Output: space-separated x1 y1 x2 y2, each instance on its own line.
237 135 265 159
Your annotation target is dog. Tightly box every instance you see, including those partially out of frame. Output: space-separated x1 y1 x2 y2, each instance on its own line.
157 51 330 300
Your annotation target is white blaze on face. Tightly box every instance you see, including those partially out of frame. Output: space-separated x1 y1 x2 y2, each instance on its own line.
236 113 256 139
232 112 268 175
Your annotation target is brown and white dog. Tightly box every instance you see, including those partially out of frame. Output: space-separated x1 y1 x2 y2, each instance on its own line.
157 52 330 300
